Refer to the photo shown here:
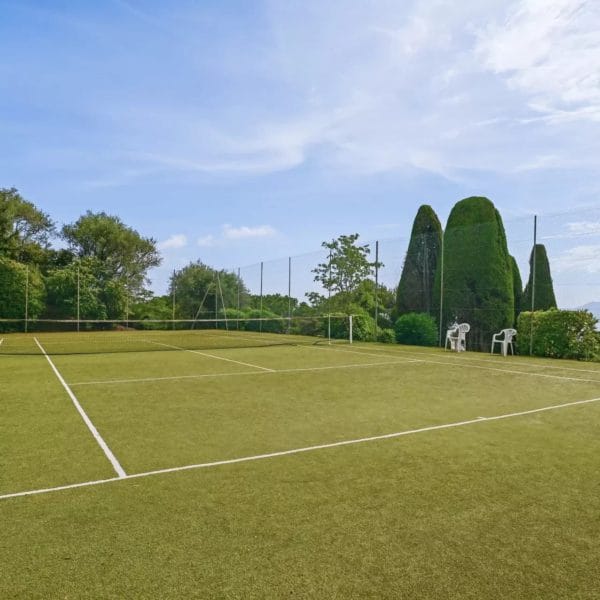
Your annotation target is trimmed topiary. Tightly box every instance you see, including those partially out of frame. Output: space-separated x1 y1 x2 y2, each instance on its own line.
523 244 557 311
394 312 438 346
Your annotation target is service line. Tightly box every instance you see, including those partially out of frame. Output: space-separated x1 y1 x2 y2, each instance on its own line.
2 394 599 501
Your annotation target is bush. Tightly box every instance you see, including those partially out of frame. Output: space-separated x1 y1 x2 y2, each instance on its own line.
517 309 600 360
394 312 438 346
326 311 376 342
377 328 396 344
242 309 285 333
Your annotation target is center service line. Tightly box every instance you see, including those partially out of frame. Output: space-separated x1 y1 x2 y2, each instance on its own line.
34 337 127 478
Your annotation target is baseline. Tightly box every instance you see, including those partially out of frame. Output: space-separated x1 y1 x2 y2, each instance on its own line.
2 394 599 501
34 338 127 478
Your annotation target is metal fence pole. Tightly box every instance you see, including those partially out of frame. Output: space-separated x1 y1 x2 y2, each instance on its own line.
172 269 176 330
328 251 332 344
529 215 537 356
374 241 379 342
438 232 445 346
259 261 264 333
24 266 29 333
237 267 241 330
288 256 292 333
76 266 80 332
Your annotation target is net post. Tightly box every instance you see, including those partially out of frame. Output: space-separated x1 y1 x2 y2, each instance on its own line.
374 240 379 342
260 261 264 333
529 215 537 356
327 250 332 344
349 314 353 345
24 265 29 333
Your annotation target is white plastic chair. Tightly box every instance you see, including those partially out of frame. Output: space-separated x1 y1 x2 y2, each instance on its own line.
445 323 470 352
491 328 516 356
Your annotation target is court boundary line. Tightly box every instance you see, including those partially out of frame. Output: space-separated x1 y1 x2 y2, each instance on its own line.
2 394 599 501
34 337 127 478
69 358 418 386
141 338 275 372
312 345 600 384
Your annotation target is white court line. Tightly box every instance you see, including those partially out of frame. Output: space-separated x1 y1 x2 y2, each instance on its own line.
69 359 415 387
1 394 599 501
142 339 275 372
33 338 127 478
348 343 600 375
313 345 600 385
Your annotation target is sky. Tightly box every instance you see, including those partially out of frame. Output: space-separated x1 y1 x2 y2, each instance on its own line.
1 0 599 307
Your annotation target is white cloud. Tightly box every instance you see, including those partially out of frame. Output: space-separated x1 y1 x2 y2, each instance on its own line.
197 235 216 247
567 221 600 235
222 224 277 240
157 233 187 250
554 244 600 273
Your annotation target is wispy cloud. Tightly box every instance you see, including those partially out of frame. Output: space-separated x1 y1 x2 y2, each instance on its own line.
157 234 187 250
554 244 600 273
197 235 216 248
222 224 276 240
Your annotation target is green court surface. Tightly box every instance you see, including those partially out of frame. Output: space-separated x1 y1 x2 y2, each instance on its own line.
1 330 600 598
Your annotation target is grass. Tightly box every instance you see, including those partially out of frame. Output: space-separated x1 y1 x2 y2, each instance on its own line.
1 330 600 598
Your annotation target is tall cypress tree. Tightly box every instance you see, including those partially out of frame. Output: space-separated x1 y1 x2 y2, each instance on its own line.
434 197 514 351
523 244 557 311
509 255 523 325
395 205 442 318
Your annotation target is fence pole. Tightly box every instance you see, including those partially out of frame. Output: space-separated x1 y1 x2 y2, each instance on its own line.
529 215 537 356
24 266 29 333
76 266 80 333
260 261 264 333
328 250 332 344
237 267 241 330
172 269 176 330
375 240 379 342
438 232 445 346
288 256 292 333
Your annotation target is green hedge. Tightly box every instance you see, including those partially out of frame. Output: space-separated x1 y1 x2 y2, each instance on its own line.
517 309 599 361
394 312 438 346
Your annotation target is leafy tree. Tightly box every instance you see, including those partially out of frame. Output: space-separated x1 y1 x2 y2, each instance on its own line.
522 244 557 311
394 312 438 346
44 259 106 319
0 257 45 327
249 293 298 317
170 261 248 319
509 255 523 324
0 188 54 263
434 197 514 351
312 234 381 308
62 211 161 296
395 205 442 318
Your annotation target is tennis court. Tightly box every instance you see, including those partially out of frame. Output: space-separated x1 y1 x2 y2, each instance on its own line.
2 330 600 597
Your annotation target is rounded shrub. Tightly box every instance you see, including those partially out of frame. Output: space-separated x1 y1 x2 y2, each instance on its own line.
394 312 438 346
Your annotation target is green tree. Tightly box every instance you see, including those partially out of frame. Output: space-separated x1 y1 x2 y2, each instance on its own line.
522 244 557 311
0 257 45 327
44 260 106 319
394 312 438 346
435 197 514 351
62 211 161 294
0 187 55 264
395 205 442 318
312 233 381 312
170 261 248 319
250 293 298 316
509 255 523 324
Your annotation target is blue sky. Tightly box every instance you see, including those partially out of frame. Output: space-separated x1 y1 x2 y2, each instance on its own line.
1 0 599 306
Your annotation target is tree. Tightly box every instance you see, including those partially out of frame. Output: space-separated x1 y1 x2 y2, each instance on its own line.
0 188 55 263
395 205 442 318
249 293 298 316
523 244 557 311
312 233 381 312
0 257 45 327
170 261 248 319
509 255 523 324
434 197 514 351
394 312 438 346
62 211 161 295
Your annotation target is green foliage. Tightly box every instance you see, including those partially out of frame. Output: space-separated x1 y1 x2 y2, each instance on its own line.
130 296 173 329
62 211 161 296
395 205 442 318
241 309 285 333
0 257 45 327
523 244 557 311
435 197 514 351
250 293 298 316
44 260 106 319
517 309 599 360
329 309 375 341
509 255 523 324
377 328 396 344
394 312 438 346
0 188 55 264
171 261 248 319
312 234 381 311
